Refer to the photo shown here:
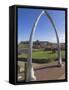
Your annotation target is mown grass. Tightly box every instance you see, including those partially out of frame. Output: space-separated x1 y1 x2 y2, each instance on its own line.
18 50 65 60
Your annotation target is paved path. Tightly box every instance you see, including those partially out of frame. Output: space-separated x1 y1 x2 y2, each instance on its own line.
33 62 65 81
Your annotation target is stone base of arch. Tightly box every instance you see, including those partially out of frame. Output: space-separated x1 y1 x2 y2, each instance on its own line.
58 58 64 67
26 63 36 82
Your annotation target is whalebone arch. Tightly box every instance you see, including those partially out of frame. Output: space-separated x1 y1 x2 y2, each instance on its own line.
26 10 62 81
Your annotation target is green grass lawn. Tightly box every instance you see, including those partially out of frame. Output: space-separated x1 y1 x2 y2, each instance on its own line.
18 50 65 60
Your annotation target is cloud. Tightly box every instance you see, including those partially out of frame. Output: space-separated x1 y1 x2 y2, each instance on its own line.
59 34 65 43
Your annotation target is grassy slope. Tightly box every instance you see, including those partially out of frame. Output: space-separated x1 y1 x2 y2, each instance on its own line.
18 50 65 60
18 44 28 49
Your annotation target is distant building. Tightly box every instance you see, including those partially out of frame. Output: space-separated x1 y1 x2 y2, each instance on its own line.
18 41 65 52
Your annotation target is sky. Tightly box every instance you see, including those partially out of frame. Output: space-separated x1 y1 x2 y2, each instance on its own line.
18 8 65 44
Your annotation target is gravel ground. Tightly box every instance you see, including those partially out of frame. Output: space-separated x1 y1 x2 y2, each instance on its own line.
18 61 65 81
34 61 65 81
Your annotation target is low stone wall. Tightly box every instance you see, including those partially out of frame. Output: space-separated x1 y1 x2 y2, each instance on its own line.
18 58 65 64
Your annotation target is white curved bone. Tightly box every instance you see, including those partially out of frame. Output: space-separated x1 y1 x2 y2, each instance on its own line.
26 10 62 82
